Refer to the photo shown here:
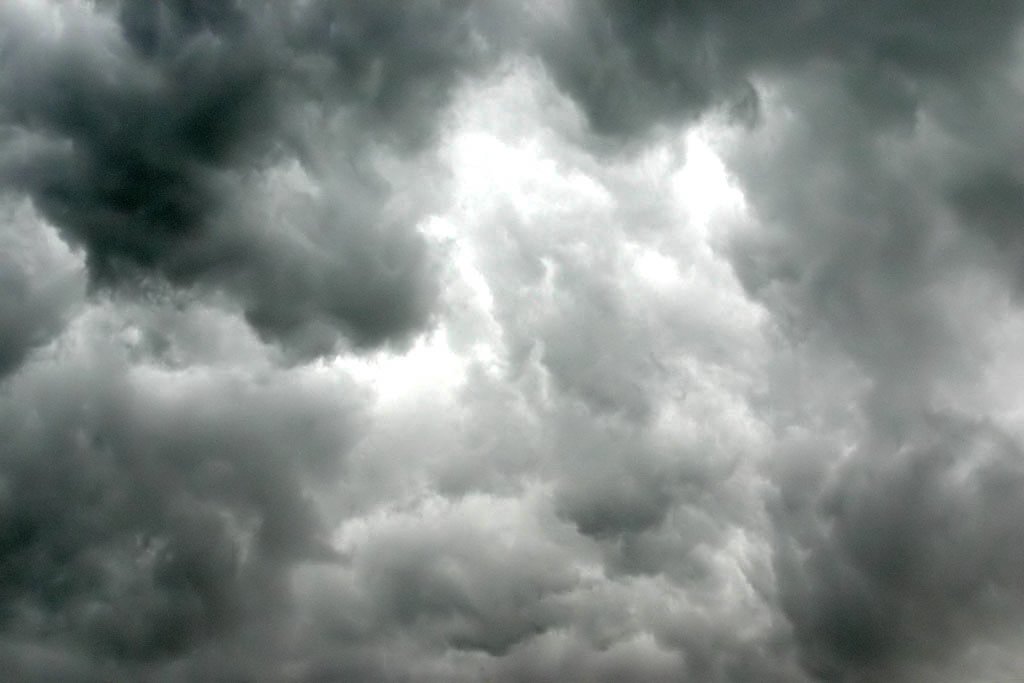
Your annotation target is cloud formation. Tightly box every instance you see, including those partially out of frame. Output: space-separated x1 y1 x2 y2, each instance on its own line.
0 0 491 354
2 1 1024 681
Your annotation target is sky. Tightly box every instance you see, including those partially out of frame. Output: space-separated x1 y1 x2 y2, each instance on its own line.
1 1 1024 681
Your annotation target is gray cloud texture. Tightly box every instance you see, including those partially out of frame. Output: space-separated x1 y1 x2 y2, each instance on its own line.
2 1 1024 681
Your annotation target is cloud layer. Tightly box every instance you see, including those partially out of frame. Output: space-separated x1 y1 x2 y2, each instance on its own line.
2 1 1024 681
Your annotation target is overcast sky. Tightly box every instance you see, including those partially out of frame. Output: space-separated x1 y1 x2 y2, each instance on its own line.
2 1 1024 681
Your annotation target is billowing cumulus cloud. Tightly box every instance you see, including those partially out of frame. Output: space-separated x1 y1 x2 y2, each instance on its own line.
0 0 491 354
0 195 84 377
2 1 1024 681
0 300 367 678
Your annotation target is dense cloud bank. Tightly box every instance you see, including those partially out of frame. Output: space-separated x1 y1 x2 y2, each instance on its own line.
2 1 1024 681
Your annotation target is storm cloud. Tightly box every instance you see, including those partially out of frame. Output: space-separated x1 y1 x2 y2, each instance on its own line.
2 1 1024 681
0 0 492 354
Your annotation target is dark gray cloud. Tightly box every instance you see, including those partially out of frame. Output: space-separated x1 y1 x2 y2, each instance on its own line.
537 0 1024 138
0 303 365 679
769 416 1024 681
2 0 1024 681
0 0 492 355
702 10 1024 676
530 1 1024 680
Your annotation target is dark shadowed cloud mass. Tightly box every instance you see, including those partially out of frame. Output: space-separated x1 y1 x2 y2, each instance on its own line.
2 1 1024 681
